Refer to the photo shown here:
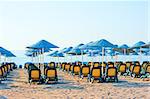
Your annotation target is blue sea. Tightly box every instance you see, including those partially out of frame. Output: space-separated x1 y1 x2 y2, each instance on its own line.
1 50 149 66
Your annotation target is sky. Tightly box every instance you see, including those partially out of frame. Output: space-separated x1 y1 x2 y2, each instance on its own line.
0 0 149 51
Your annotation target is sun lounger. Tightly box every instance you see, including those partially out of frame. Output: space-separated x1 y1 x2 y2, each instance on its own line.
126 61 132 69
130 65 141 78
28 63 41 84
108 62 114 67
44 66 58 83
64 63 71 72
141 61 149 72
71 65 81 75
0 67 3 83
88 67 103 83
115 61 123 67
93 62 100 68
28 69 41 83
141 63 150 78
48 62 56 68
80 65 90 79
145 64 150 75
104 67 118 82
61 62 67 71
118 63 127 76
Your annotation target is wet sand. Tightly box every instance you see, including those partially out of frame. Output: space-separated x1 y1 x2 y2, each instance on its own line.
0 69 150 99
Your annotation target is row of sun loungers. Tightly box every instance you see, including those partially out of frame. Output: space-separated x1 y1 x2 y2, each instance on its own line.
59 62 118 83
58 61 150 83
24 61 150 84
0 62 16 83
24 62 58 84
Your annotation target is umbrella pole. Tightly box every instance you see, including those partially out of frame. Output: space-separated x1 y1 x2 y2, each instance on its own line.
32 54 33 63
4 56 6 63
39 51 41 67
37 52 39 66
71 55 72 64
66 54 67 62
76 53 78 65
139 47 142 63
6 57 7 63
4 55 7 63
0 52 1 64
124 49 126 62
102 47 104 76
149 46 150 61
64 54 65 62
91 50 94 68
114 51 117 66
33 53 34 63
58 56 60 65
99 51 100 63
36 52 38 68
36 52 37 66
81 50 84 66
35 53 37 66
42 48 44 68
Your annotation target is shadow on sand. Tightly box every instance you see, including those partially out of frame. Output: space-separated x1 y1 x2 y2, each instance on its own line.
0 95 7 99
43 77 84 90
113 80 150 88
0 70 18 90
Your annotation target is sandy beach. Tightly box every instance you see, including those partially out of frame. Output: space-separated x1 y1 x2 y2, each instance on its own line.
0 69 150 99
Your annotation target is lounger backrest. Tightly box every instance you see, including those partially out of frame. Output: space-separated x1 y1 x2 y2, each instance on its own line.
30 70 40 80
5 64 8 72
94 62 99 67
126 62 132 68
146 64 150 73
132 65 141 74
73 65 80 73
2 67 5 74
88 62 92 67
8 64 11 71
129 64 134 72
115 62 122 66
107 67 117 77
82 66 90 74
119 64 126 73
108 62 114 65
91 67 101 78
46 69 57 78
65 64 70 71
62 63 66 70
142 62 149 70
4 66 7 72
134 61 140 65
108 64 114 67
49 62 55 68
0 68 3 76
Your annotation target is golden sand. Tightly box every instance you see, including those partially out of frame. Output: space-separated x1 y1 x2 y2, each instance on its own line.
0 69 150 99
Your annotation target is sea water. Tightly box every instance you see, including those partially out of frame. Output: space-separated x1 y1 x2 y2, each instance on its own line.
1 50 149 66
